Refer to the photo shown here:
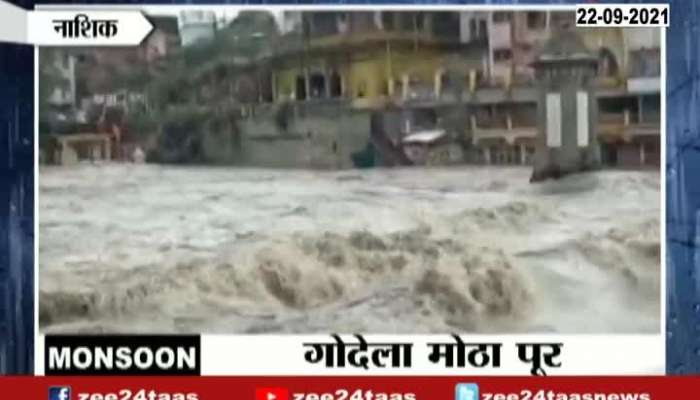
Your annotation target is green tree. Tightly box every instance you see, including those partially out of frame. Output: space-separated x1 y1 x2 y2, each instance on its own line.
147 11 280 112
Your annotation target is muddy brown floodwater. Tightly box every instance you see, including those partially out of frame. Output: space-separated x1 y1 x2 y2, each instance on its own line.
39 164 660 334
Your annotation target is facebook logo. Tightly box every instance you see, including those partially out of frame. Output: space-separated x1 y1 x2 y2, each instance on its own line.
455 383 479 400
48 386 71 400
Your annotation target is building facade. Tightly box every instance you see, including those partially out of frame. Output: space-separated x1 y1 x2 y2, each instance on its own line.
271 11 488 106
180 10 216 47
153 11 661 170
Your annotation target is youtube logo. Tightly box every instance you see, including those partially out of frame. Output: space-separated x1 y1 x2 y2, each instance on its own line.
256 388 289 400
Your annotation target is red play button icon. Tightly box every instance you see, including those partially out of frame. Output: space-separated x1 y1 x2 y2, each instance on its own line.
256 388 289 400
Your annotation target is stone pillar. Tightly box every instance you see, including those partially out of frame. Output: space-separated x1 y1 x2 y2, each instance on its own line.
258 72 264 103
323 63 331 98
60 142 67 165
91 143 99 161
402 74 409 100
434 69 443 99
640 142 646 165
324 73 331 98
470 115 478 146
105 137 111 161
483 147 491 164
424 13 433 34
271 70 278 103
469 69 477 93
520 143 527 164
531 29 600 182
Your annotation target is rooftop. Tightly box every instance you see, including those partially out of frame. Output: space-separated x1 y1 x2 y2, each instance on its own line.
534 28 597 65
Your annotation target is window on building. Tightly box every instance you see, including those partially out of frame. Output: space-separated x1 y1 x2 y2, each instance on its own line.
493 12 511 23
643 140 660 165
399 12 425 31
550 12 575 29
526 12 547 30
440 73 450 87
629 49 661 78
309 73 326 98
337 12 349 33
400 13 413 31
381 12 394 31
598 48 620 78
641 94 661 123
494 49 513 62
525 146 535 164
415 13 425 30
600 143 619 166
302 16 311 37
357 81 367 98
432 12 460 39
598 96 638 125
469 19 487 40
312 13 340 36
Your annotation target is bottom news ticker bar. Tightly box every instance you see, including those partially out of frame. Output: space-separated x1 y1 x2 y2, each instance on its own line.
6 376 700 400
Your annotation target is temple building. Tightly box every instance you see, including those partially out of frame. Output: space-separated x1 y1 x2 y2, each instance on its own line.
270 11 489 106
151 11 661 170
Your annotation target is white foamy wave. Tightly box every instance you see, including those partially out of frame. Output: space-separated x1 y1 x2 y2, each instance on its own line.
41 228 535 333
39 166 660 333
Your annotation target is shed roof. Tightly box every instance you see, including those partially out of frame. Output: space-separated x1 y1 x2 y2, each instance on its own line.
402 129 446 144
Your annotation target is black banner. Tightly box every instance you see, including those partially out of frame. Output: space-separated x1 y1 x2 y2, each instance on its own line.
44 335 201 376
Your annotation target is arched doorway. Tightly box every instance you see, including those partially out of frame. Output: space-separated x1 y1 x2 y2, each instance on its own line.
598 48 620 78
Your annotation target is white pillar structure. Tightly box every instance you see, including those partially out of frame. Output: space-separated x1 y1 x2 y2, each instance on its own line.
484 148 491 164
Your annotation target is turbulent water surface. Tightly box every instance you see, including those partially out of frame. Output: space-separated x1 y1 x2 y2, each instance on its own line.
39 164 660 334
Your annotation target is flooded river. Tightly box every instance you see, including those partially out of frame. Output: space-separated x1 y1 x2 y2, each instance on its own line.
39 164 660 334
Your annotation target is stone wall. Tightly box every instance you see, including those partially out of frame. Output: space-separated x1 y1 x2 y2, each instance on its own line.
232 102 373 169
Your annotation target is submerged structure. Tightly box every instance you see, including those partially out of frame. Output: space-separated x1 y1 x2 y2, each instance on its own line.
530 27 601 182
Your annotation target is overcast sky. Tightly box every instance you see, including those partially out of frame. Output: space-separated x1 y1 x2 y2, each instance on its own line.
140 6 283 26
141 6 239 19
